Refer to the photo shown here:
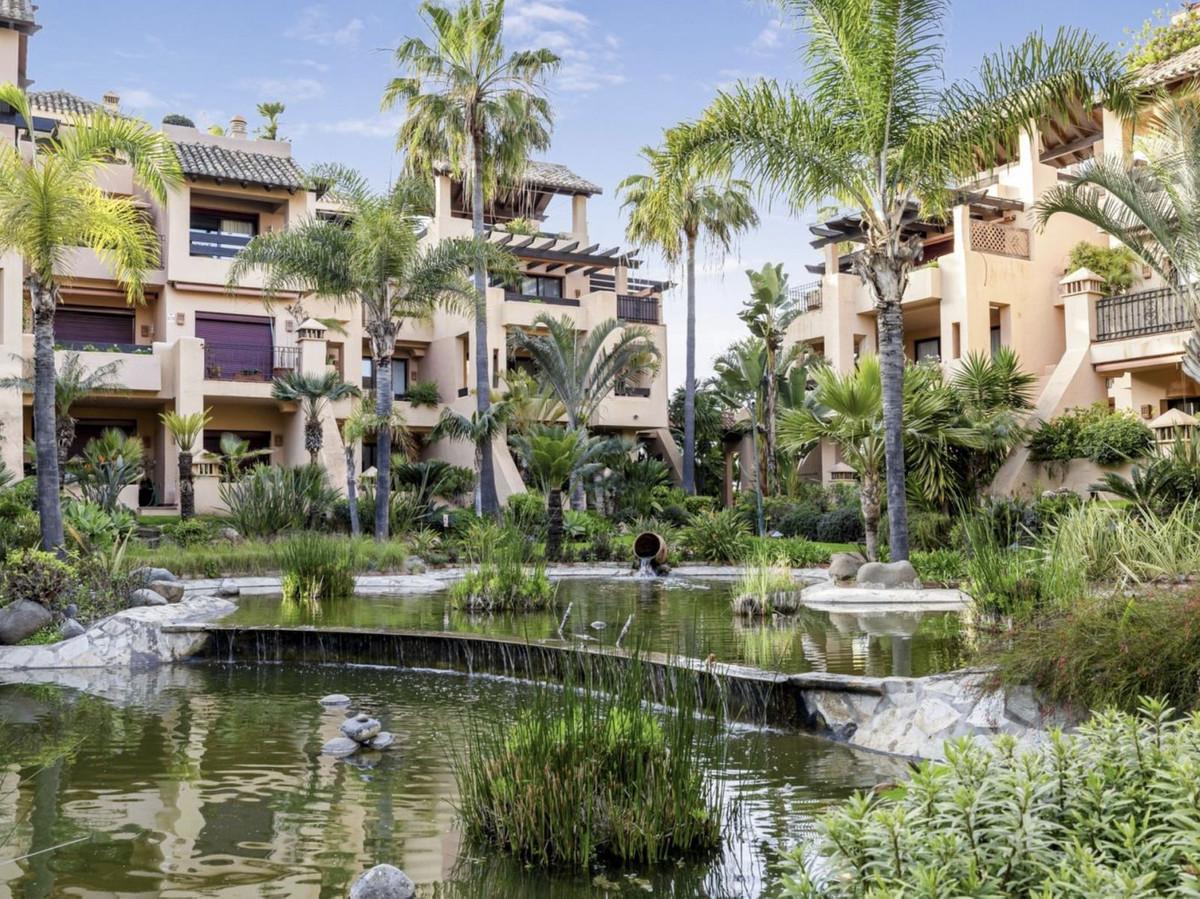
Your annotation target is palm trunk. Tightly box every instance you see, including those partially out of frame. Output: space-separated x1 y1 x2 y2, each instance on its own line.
30 278 64 551
546 487 563 561
375 353 393 541
471 132 499 517
860 470 881 562
683 231 697 494
56 418 73 487
345 444 360 537
305 417 322 467
178 450 195 520
867 261 910 561
764 342 778 497
473 444 483 517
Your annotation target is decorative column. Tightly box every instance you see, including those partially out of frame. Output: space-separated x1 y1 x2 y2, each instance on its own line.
284 319 329 468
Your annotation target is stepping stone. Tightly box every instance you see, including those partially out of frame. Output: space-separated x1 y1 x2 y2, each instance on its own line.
321 737 360 757
320 693 351 706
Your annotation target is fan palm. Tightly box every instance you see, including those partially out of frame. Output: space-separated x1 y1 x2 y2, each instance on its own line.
271 369 360 466
428 401 514 516
1036 95 1200 381
216 433 271 483
256 101 285 140
228 167 486 540
618 146 757 495
0 84 182 549
387 0 559 516
662 0 1132 559
159 408 211 520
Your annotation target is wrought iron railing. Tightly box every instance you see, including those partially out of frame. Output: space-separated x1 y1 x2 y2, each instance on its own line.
617 294 660 324
203 343 298 381
189 229 253 259
789 280 823 313
1095 286 1191 342
503 291 580 307
969 220 1030 259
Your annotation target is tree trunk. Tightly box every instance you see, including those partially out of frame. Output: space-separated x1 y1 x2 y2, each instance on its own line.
546 487 563 561
56 417 73 487
860 471 881 562
345 445 360 537
472 445 483 517
683 232 698 494
178 450 195 520
305 417 322 467
30 279 64 551
764 341 778 497
374 353 394 541
471 132 499 517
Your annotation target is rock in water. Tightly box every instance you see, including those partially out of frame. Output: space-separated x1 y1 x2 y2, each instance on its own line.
341 713 382 743
59 618 86 640
215 578 240 597
856 560 921 590
349 864 415 899
0 600 52 645
828 552 866 583
320 694 351 706
321 737 360 757
148 580 185 603
128 588 168 608
367 732 396 751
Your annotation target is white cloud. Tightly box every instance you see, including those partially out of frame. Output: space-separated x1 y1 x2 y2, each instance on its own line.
240 77 327 102
504 0 625 94
750 18 785 54
285 5 364 46
287 57 332 73
316 112 404 139
118 88 165 110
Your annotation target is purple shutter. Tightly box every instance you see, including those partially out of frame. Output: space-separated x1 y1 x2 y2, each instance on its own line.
57 309 135 345
196 313 274 379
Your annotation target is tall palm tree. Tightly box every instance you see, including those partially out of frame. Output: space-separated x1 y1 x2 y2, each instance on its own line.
662 1 1131 559
228 167 480 541
429 401 514 516
739 263 803 495
341 398 408 537
159 409 211 520
386 0 559 516
0 85 182 550
271 370 360 466
1036 95 1200 380
618 146 758 495
256 101 285 140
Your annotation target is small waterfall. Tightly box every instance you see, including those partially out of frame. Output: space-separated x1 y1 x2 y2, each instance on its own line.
634 557 657 579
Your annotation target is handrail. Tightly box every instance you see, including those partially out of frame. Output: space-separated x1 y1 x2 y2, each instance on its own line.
617 294 660 324
203 343 298 381
789 281 823 313
1095 286 1191 342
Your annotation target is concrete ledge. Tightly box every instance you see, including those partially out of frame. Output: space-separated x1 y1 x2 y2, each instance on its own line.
802 583 969 609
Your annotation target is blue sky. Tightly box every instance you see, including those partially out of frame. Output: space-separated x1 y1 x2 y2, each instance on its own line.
32 1 1161 387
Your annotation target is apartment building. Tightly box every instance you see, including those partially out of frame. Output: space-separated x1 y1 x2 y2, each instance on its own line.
0 2 676 513
786 47 1200 494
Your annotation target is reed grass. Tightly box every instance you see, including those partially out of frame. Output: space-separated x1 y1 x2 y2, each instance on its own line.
731 553 799 616
451 522 555 612
128 535 408 578
275 532 357 602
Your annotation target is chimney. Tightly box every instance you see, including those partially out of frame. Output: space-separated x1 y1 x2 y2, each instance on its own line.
229 115 247 138
102 90 120 113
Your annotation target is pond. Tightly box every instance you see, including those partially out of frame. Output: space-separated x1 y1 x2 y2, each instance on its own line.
0 663 911 898
223 577 968 678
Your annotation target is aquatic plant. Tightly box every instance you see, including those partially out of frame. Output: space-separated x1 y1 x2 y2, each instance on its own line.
732 553 799 616
275 532 357 602
451 521 554 612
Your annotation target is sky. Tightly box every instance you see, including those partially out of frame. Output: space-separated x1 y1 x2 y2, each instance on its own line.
30 0 1165 389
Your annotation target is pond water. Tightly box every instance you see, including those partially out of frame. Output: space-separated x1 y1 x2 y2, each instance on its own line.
0 664 910 898
223 577 968 678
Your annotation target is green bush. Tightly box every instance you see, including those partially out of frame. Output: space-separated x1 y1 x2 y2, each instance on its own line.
275 532 357 601
748 536 831 567
63 500 135 553
1126 6 1200 68
679 509 751 563
1029 404 1154 466
782 700 1200 896
907 510 954 552
1066 241 1137 296
816 506 863 543
910 548 967 585
682 494 715 517
504 491 546 538
452 523 554 612
405 378 441 407
219 464 340 538
161 518 215 547
0 482 39 556
2 549 74 610
775 503 822 540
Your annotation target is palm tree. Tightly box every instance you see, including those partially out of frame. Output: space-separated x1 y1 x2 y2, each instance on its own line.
618 146 758 495
216 432 271 482
341 398 409 537
228 168 481 541
662 1 1131 559
429 402 514 515
271 370 360 466
509 425 611 561
159 409 211 520
256 101 285 140
1036 95 1200 381
739 263 803 495
0 85 182 550
386 0 559 516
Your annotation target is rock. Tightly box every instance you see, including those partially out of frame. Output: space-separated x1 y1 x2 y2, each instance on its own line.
829 552 866 583
856 560 921 590
148 580 185 603
367 731 396 751
341 713 382 744
403 556 427 575
128 588 168 608
130 567 177 586
320 693 351 706
59 618 85 640
215 578 240 597
349 864 415 899
64 603 79 620
321 737 360 757
218 527 243 545
0 600 52 645
589 621 606 630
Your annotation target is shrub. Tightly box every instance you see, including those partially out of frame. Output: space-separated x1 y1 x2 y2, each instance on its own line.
161 517 215 547
71 428 144 512
732 553 799 616
562 510 612 542
815 506 863 543
1066 241 1137 296
505 491 547 538
454 655 724 868
162 113 195 127
0 482 40 556
907 510 954 552
682 494 715 517
2 549 74 610
1126 6 1200 68
1029 404 1154 466
63 500 136 553
782 700 1200 896
405 379 441 407
678 509 750 563
452 523 554 612
219 464 339 537
910 548 967 585
748 536 831 567
275 532 357 602
776 503 822 540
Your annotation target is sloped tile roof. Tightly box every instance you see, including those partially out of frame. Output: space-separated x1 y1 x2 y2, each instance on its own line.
174 141 308 191
1136 43 1200 88
0 0 36 28
434 159 601 195
29 90 99 117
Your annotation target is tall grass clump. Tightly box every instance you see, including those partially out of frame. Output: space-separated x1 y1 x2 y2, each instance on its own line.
1050 501 1200 585
781 699 1200 896
731 551 799 616
454 654 725 868
219 464 340 537
452 522 555 612
962 507 1083 616
275 532 357 602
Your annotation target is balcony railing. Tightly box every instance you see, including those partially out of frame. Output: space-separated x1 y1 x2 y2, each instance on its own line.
189 230 253 259
969 221 1030 259
503 291 580 307
56 340 152 355
203 343 298 381
615 384 652 398
617 294 660 324
790 280 823 313
1096 287 1191 342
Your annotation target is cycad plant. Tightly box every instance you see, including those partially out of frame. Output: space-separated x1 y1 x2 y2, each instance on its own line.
663 0 1131 559
0 85 182 549
271 369 360 466
216 432 271 482
429 402 514 516
71 428 144 513
388 0 559 516
159 409 211 520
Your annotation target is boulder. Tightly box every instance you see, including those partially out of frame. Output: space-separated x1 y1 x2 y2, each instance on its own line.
0 600 52 645
148 580 185 603
403 556 426 575
128 588 168 608
367 731 396 751
130 567 177 586
218 527 243 545
215 578 240 597
856 560 921 590
341 713 382 744
321 737 360 757
829 552 866 583
320 693 351 706
59 618 86 640
349 864 415 899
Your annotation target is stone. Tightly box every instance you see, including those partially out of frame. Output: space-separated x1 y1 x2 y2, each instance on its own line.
856 560 921 590
321 737 360 758
1004 685 1042 728
64 603 79 620
829 552 866 583
589 621 606 630
215 578 240 597
128 589 168 608
320 693 351 706
0 600 52 645
130 567 178 586
59 618 86 640
148 580 185 603
218 527 243 545
403 556 427 575
367 731 396 751
349 864 415 899
341 713 382 744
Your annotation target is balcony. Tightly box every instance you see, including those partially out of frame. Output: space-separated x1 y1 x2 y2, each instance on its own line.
190 229 253 259
789 281 823 313
503 291 580 308
617 294 660 325
614 384 652 398
1096 287 1190 342
969 221 1030 259
203 343 298 382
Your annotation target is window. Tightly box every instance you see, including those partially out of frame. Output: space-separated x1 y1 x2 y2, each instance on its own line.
189 209 258 258
519 275 563 299
990 325 1002 355
914 337 941 361
361 358 408 398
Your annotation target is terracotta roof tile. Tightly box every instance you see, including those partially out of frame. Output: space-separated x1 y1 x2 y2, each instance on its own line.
174 141 307 191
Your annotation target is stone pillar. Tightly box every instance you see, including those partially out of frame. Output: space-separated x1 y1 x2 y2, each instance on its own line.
1058 267 1103 351
571 194 588 242
285 319 329 468
164 337 206 505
